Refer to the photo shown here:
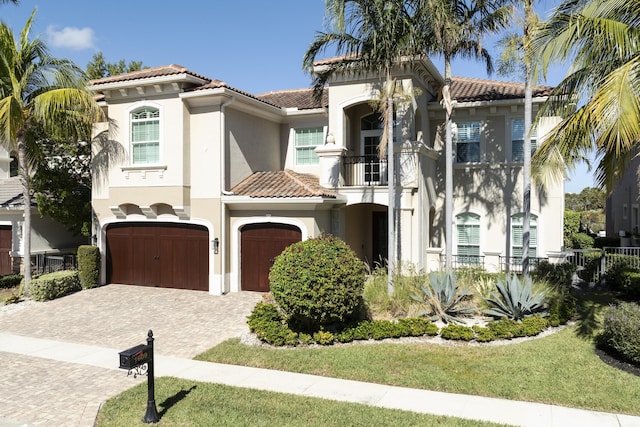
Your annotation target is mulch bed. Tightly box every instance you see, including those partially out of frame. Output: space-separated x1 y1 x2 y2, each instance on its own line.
595 347 640 377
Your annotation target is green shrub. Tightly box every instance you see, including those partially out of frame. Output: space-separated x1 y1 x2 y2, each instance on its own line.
269 235 366 331
472 325 496 342
411 271 475 324
605 254 640 290
600 302 640 364
247 302 300 346
30 270 81 302
247 301 283 332
487 318 524 339
572 233 595 249
440 324 474 341
313 330 335 345
0 274 22 289
483 275 548 320
564 209 580 248
578 251 603 282
521 315 549 336
77 245 100 289
396 318 439 336
620 271 640 298
532 262 575 289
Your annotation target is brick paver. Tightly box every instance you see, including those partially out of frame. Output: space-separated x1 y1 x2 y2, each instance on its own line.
0 285 263 426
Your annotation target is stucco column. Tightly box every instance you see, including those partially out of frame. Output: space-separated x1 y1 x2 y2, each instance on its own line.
315 134 346 189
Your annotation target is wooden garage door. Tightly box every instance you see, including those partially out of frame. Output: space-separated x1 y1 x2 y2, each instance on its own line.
0 226 11 276
241 223 301 292
106 222 209 291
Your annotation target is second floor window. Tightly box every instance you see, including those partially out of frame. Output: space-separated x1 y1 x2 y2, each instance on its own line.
131 107 160 164
511 118 537 162
455 121 480 163
295 127 323 165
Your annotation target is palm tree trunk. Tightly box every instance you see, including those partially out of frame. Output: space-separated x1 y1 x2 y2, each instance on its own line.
444 58 453 271
522 0 534 277
387 84 395 295
17 138 31 292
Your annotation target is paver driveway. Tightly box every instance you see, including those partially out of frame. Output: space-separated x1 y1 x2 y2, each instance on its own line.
0 284 263 426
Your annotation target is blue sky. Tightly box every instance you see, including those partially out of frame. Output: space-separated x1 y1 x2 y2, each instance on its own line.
1 0 592 193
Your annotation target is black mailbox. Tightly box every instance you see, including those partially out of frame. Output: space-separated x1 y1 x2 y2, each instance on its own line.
119 344 151 370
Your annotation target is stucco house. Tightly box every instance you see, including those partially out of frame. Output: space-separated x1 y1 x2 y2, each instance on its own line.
89 57 564 295
0 149 88 275
606 155 640 242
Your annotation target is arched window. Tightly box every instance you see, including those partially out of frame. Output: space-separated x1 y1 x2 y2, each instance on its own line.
511 213 537 258
456 213 480 262
130 107 160 164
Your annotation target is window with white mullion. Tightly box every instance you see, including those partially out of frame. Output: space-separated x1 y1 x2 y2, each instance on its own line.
295 127 323 165
511 118 537 162
511 214 538 259
131 107 160 164
455 121 481 163
456 213 480 261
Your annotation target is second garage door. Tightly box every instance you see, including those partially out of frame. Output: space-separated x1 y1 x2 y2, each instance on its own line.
241 223 301 292
106 222 209 291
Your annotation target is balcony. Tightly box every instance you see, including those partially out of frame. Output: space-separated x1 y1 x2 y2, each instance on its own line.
342 156 388 186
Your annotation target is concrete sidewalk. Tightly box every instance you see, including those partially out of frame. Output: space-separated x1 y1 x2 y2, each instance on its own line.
1 332 639 427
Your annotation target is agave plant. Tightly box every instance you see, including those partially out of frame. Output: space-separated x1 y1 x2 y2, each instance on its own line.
411 271 475 324
483 274 548 321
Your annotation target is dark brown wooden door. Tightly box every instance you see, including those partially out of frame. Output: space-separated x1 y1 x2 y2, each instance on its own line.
106 222 209 291
0 226 11 275
241 223 301 292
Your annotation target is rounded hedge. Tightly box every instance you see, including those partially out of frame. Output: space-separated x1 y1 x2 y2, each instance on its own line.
601 302 640 364
269 234 365 330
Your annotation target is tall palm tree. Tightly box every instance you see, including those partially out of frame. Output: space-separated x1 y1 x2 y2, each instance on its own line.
532 0 640 193
304 0 420 293
411 0 511 270
0 10 102 292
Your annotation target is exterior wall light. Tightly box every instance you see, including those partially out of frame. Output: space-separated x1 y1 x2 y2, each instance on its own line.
213 237 219 254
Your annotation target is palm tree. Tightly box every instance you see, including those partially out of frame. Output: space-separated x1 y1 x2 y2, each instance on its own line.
0 10 102 292
411 0 511 270
304 0 420 293
532 0 640 193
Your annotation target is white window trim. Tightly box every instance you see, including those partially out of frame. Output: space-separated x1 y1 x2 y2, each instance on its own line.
509 117 538 163
454 211 483 259
454 121 483 164
126 101 164 167
294 126 325 166
511 213 539 259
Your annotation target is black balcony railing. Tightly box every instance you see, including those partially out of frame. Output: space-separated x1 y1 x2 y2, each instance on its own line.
343 156 388 186
32 253 77 274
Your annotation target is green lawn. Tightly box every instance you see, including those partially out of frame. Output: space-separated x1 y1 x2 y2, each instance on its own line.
96 377 507 427
196 292 640 415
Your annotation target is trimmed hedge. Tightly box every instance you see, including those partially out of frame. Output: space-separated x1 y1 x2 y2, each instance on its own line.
77 245 100 289
601 302 640 364
269 235 366 331
30 270 81 302
0 274 22 289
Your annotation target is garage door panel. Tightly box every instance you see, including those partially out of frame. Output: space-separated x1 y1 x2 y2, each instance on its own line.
241 224 301 292
107 222 209 291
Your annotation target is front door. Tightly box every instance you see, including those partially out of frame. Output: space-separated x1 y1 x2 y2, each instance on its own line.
372 211 388 266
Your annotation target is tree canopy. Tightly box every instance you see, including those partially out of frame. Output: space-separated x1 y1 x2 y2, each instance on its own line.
86 52 146 80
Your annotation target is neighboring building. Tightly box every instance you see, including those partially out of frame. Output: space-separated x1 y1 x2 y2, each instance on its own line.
0 149 88 275
606 155 640 240
89 58 565 295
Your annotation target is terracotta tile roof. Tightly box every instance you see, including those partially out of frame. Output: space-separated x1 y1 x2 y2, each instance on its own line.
230 170 338 198
89 64 211 86
257 88 328 109
450 76 553 102
0 177 24 208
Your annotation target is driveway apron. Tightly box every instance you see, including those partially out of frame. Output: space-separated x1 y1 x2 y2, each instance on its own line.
0 284 263 426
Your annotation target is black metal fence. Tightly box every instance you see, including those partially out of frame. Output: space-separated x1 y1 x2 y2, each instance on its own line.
498 256 548 273
32 253 77 274
439 254 485 269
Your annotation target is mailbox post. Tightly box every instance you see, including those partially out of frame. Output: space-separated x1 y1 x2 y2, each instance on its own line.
118 330 159 424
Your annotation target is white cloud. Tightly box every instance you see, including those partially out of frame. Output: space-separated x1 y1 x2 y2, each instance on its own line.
46 25 96 51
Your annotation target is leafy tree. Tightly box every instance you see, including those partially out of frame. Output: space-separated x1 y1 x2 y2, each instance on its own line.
31 131 91 237
532 0 640 193
0 10 102 292
86 52 145 80
304 0 421 293
411 0 511 269
565 187 606 212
